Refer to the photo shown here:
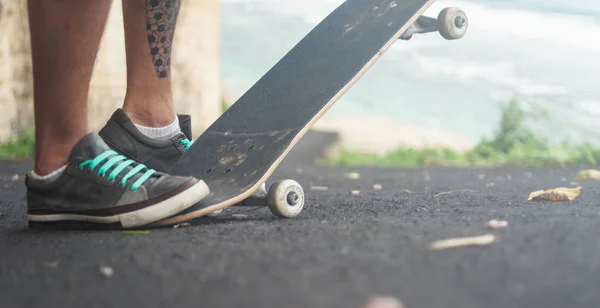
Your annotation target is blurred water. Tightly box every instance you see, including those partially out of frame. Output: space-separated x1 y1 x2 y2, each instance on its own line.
221 0 600 144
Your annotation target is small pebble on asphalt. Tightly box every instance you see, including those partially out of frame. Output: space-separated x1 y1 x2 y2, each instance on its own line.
99 266 114 278
363 296 404 308
487 219 509 229
345 172 361 180
43 261 59 269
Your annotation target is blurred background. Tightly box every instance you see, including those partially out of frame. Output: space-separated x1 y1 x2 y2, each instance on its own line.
2 0 600 166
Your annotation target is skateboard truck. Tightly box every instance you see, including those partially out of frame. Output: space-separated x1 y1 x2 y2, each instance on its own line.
400 7 468 40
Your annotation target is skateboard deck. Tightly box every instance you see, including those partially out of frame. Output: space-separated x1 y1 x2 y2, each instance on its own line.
152 0 463 226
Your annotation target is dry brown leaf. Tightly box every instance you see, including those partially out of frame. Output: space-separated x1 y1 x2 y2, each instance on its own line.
429 234 496 250
575 169 600 180
527 186 582 201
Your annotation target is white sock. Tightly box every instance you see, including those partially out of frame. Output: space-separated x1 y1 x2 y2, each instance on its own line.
134 117 181 140
30 165 67 182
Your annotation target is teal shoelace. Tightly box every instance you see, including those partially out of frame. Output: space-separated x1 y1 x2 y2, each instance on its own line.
78 150 156 191
179 138 193 150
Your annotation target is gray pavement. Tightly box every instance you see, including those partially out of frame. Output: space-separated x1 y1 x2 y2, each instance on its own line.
1 131 600 308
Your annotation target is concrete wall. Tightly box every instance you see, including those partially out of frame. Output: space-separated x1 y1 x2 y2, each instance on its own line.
0 0 221 142
0 1 33 142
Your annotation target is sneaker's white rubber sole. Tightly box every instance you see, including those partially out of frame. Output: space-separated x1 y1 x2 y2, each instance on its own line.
28 180 210 229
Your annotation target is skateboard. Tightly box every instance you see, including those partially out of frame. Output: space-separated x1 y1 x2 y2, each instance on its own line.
152 0 468 226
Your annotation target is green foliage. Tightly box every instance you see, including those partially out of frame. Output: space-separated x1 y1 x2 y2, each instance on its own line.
3 98 600 166
0 131 35 159
221 98 230 113
334 98 600 167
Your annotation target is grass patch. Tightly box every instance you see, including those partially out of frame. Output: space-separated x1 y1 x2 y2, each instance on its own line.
0 130 35 159
333 98 600 167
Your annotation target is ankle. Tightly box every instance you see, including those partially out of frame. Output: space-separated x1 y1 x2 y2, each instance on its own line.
34 137 81 176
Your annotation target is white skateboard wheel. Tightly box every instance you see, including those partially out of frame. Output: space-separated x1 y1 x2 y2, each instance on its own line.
267 179 305 218
437 7 468 40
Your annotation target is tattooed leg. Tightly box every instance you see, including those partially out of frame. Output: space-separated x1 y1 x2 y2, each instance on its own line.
146 0 181 78
121 0 182 128
27 0 112 175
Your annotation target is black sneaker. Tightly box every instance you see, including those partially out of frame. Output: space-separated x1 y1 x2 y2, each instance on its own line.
98 109 190 174
98 109 267 213
26 133 209 229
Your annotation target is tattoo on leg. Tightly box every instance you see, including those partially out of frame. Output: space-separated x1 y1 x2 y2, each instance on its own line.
145 0 181 78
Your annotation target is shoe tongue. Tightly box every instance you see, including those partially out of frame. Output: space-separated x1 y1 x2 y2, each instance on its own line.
69 133 112 161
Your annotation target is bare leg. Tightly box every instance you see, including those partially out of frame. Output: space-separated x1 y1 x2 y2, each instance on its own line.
27 0 112 175
121 0 182 127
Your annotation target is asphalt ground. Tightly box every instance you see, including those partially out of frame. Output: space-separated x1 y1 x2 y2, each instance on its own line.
1 131 600 308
